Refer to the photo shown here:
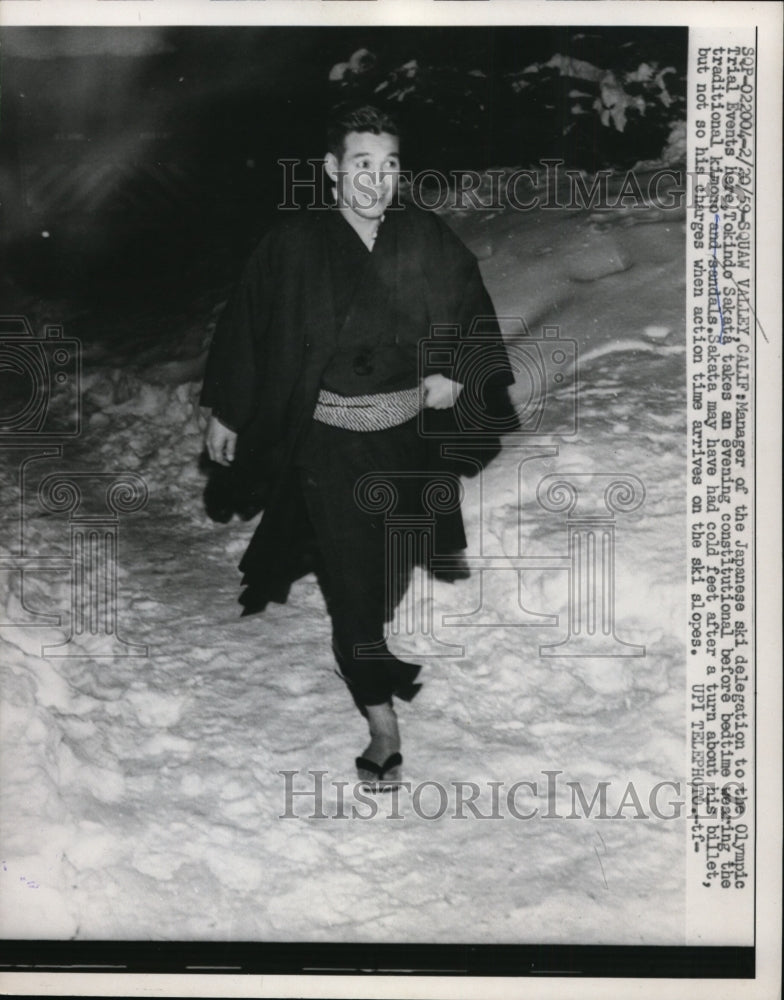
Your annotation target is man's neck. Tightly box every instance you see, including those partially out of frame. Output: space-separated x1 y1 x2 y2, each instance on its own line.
336 204 384 249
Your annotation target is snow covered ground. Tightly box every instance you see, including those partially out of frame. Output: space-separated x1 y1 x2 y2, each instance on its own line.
1 175 688 943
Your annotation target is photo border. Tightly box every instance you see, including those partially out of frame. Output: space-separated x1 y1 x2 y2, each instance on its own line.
0 2 780 999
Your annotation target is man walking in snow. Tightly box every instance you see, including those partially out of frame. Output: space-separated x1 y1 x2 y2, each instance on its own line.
201 104 513 786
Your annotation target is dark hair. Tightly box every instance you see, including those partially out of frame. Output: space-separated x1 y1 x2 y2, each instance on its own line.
326 103 400 160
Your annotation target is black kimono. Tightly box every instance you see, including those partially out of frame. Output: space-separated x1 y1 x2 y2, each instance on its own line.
201 201 514 705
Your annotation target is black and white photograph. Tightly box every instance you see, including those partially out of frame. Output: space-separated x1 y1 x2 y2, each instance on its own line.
0 1 780 997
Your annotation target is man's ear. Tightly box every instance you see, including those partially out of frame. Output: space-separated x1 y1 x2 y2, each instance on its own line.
324 152 339 185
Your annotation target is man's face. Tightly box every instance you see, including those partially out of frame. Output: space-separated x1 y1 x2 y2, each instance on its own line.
325 130 400 221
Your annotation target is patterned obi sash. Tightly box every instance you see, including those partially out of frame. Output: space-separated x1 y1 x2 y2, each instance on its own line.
313 386 422 432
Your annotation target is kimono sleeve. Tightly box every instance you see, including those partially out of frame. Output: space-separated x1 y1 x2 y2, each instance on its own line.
423 214 515 392
200 232 276 433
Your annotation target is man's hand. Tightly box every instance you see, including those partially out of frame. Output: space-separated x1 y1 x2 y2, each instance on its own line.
205 414 237 466
422 373 463 410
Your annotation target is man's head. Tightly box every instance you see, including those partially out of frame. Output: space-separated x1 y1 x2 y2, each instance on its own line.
324 104 401 221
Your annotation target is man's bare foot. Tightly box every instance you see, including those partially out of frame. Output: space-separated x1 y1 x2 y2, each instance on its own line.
357 700 402 785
